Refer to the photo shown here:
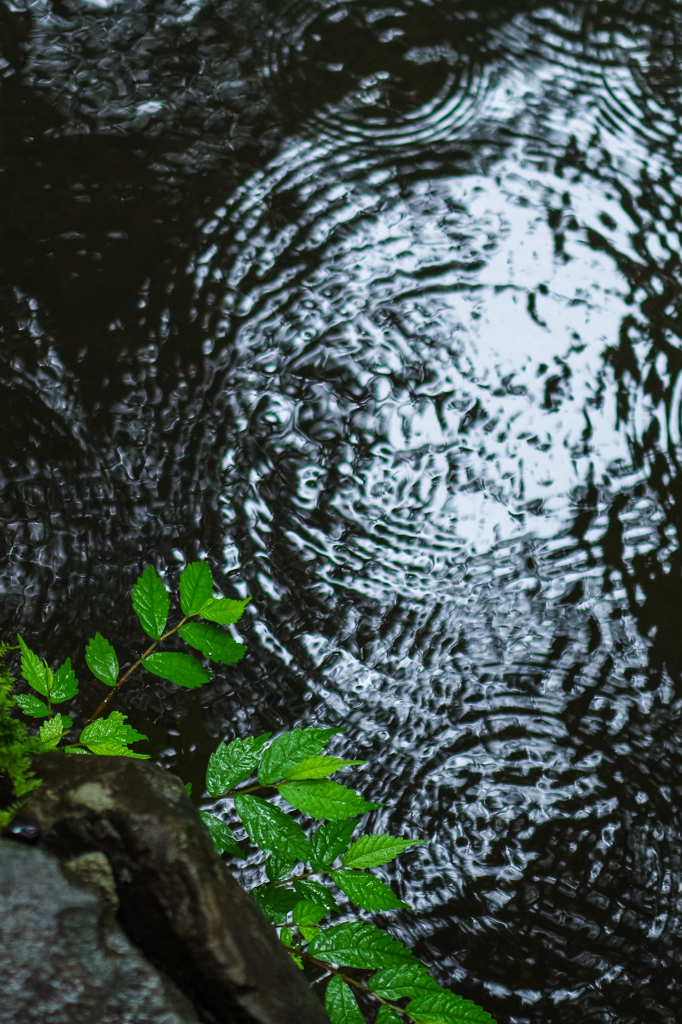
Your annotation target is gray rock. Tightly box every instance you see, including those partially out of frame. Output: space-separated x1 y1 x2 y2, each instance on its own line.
22 753 330 1024
0 838 201 1024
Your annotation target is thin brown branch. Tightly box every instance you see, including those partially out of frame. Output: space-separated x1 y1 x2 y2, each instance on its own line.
85 617 190 725
296 949 417 1022
217 782 279 799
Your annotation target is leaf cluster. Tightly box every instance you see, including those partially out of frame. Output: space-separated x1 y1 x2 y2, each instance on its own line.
10 561 249 759
3 563 494 1024
199 727 493 1024
0 643 59 828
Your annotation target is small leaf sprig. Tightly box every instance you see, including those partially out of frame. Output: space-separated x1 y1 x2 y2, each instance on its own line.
12 561 249 756
200 728 493 1024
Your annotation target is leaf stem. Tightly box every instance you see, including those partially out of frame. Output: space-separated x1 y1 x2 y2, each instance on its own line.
215 782 279 799
294 948 418 1023
85 615 192 725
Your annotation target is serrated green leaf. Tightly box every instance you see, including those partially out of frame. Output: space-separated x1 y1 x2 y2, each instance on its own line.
292 900 327 926
342 835 427 870
376 1007 404 1024
199 811 244 857
64 746 91 754
407 990 494 1024
17 635 51 696
293 878 338 912
132 565 171 640
80 710 148 758
285 756 365 781
85 633 119 687
251 883 300 924
280 927 294 947
310 820 358 871
307 922 417 970
234 793 311 861
185 782 193 797
180 561 214 616
201 597 251 625
289 950 304 970
258 727 343 785
266 851 297 883
279 779 382 821
143 652 211 689
14 693 50 717
368 963 440 1001
331 870 409 911
179 622 246 665
60 716 73 729
84 742 149 758
206 733 272 797
51 658 79 703
325 975 366 1024
39 714 65 750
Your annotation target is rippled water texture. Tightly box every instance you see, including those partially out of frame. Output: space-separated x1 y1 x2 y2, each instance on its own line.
3 1 682 1020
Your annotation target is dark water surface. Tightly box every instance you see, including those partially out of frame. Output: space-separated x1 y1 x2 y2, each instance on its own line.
3 0 682 1019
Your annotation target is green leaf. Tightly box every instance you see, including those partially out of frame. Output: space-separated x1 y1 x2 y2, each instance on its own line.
368 963 440 1001
307 922 418 970
132 565 171 640
185 782 193 798
293 878 338 912
199 811 244 857
251 883 300 924
325 976 366 1024
60 716 73 729
14 693 50 717
285 756 365 780
86 743 149 758
279 780 382 821
64 746 91 754
17 635 51 696
79 710 149 758
258 727 343 785
179 623 246 665
376 1007 404 1024
374 1007 401 1024
143 652 212 689
342 835 427 870
206 733 272 797
293 900 327 925
39 714 65 750
201 597 251 625
310 820 358 871
407 990 494 1024
180 561 214 616
331 870 409 911
280 927 294 948
266 851 297 883
85 633 119 687
234 793 311 861
51 659 79 703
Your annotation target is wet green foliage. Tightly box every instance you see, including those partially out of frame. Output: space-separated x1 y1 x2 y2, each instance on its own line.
0 562 493 1023
0 643 44 829
200 728 493 1024
6 561 248 758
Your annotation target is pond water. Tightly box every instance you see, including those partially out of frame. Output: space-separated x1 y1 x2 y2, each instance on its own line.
2 0 682 1020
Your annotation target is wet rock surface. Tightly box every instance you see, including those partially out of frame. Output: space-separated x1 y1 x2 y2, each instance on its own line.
17 753 330 1024
0 839 201 1024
